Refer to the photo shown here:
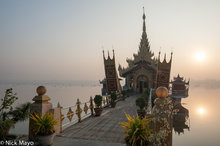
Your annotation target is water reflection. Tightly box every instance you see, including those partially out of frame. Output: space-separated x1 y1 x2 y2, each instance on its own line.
173 103 190 135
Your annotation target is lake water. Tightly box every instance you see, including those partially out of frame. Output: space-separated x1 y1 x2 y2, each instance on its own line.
1 80 220 146
173 87 220 146
0 80 101 135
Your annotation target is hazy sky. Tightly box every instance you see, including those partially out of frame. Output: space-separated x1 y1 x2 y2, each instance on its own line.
0 0 220 81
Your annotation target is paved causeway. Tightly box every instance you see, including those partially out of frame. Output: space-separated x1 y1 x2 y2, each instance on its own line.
53 94 140 146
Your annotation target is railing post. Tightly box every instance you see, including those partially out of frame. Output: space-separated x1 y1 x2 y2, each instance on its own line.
90 96 94 116
75 98 82 123
57 102 63 133
29 86 61 140
103 97 106 106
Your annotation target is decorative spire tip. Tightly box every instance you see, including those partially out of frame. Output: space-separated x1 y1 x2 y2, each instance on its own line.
142 7 146 20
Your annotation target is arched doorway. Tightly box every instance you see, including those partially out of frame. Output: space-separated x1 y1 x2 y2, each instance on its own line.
136 75 149 93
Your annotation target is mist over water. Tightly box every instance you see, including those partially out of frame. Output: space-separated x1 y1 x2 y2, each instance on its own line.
1 80 220 146
0 80 101 106
0 80 101 135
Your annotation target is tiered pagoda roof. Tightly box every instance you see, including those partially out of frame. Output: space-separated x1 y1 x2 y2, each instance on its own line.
171 74 190 85
119 8 157 77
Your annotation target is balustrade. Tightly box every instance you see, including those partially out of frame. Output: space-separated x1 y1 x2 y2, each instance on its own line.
59 95 114 130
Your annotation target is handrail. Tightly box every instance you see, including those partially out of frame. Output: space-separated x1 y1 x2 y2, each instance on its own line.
58 92 123 130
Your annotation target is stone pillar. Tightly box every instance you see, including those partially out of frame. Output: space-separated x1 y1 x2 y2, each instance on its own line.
29 86 61 139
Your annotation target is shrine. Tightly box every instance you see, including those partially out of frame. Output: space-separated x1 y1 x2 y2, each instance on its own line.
170 74 190 105
118 9 172 93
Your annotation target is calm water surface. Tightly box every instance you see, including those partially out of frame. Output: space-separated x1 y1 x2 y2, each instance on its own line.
173 88 220 146
1 81 220 146
0 80 101 135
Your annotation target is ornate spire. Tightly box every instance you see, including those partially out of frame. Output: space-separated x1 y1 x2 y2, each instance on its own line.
103 50 105 59
143 7 146 32
158 51 161 62
163 53 167 63
112 49 115 60
107 50 110 59
136 7 153 61
169 52 173 63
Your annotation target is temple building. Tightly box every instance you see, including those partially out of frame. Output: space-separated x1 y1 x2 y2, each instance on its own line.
170 74 190 105
118 9 172 93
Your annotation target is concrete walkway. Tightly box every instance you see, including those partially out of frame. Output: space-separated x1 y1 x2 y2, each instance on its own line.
53 94 140 146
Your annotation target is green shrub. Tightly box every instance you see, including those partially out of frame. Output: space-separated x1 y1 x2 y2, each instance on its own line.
0 119 14 139
121 90 126 96
143 88 150 96
136 96 146 111
94 95 103 108
143 88 150 102
110 92 117 102
0 88 30 140
31 112 57 136
120 113 152 146
130 88 134 93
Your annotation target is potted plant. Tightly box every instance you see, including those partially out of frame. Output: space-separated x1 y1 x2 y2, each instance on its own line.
136 96 146 118
121 90 126 100
126 89 130 97
110 92 117 108
120 113 152 146
31 112 57 146
130 88 134 95
94 95 103 116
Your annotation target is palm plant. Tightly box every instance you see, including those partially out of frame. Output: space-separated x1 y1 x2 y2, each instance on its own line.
120 113 152 146
31 112 57 136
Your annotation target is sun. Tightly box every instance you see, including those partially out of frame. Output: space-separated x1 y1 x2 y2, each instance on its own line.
195 52 206 62
198 107 205 115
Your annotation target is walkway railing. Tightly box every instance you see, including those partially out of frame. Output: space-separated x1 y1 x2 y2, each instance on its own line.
58 92 123 130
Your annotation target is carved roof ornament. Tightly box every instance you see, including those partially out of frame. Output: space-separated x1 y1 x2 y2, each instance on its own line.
113 49 115 60
171 74 190 85
108 50 110 59
158 52 173 65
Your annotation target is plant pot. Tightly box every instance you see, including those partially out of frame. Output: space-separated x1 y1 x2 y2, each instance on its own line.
94 108 103 116
110 101 117 108
36 133 55 146
126 140 150 146
137 110 146 119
